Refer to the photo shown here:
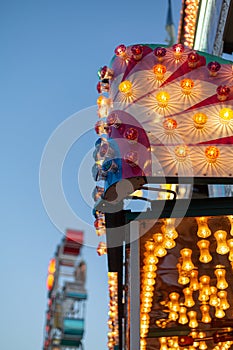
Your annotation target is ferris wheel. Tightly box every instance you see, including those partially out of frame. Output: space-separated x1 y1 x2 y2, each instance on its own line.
43 229 87 350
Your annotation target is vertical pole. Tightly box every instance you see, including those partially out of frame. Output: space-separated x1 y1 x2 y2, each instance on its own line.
129 221 140 350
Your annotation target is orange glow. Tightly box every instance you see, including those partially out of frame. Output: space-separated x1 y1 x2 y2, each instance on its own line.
46 274 54 291
156 91 170 107
48 258 56 274
153 64 166 80
205 146 220 163
193 112 207 128
219 108 233 123
180 78 194 95
118 80 132 95
175 145 189 161
163 118 177 131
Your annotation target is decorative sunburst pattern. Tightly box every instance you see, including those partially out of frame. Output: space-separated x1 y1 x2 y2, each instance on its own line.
107 44 233 183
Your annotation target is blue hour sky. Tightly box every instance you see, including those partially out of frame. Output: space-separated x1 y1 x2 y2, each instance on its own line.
0 1 182 349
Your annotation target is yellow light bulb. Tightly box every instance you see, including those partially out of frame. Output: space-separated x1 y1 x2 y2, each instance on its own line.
180 248 195 271
193 112 208 129
183 287 195 307
196 217 211 238
200 304 211 323
175 145 189 162
199 275 211 302
209 286 219 307
188 310 198 328
144 240 155 252
219 107 233 123
178 306 188 325
189 269 199 291
153 64 166 80
215 305 225 318
205 146 220 163
214 230 229 255
197 239 212 263
118 80 132 96
168 292 180 312
227 238 233 261
161 218 178 239
153 233 167 257
215 267 228 289
228 215 233 235
218 290 230 310
180 78 194 95
156 91 170 108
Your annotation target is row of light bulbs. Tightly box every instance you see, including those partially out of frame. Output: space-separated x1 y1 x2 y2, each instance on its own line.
107 272 119 350
140 216 233 349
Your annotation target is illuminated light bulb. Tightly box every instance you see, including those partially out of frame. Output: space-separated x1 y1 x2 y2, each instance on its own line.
193 112 208 129
187 51 200 68
189 269 199 291
107 112 121 128
198 332 208 350
143 278 155 287
124 151 138 167
168 310 179 321
161 218 178 239
197 239 212 263
156 91 170 108
168 292 180 312
175 145 189 162
214 230 229 255
207 61 221 76
153 64 166 80
97 241 107 256
218 290 230 310
94 217 106 236
215 267 228 289
209 286 219 307
180 248 195 271
153 233 167 257
154 46 167 61
177 262 190 285
163 118 177 133
183 287 195 307
144 240 155 252
143 254 158 265
143 264 157 272
114 44 127 58
188 310 198 328
180 78 194 95
123 127 138 144
163 237 176 249
172 43 185 60
215 305 225 318
140 338 147 349
216 85 230 101
97 97 112 118
159 337 168 350
131 44 143 61
141 291 153 299
228 215 233 235
219 107 233 124
199 275 211 302
227 238 233 261
143 271 156 280
200 304 211 323
118 80 133 96
178 306 188 324
205 146 220 163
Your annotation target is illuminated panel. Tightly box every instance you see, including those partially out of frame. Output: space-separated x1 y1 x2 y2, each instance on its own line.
139 215 233 349
93 44 233 200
